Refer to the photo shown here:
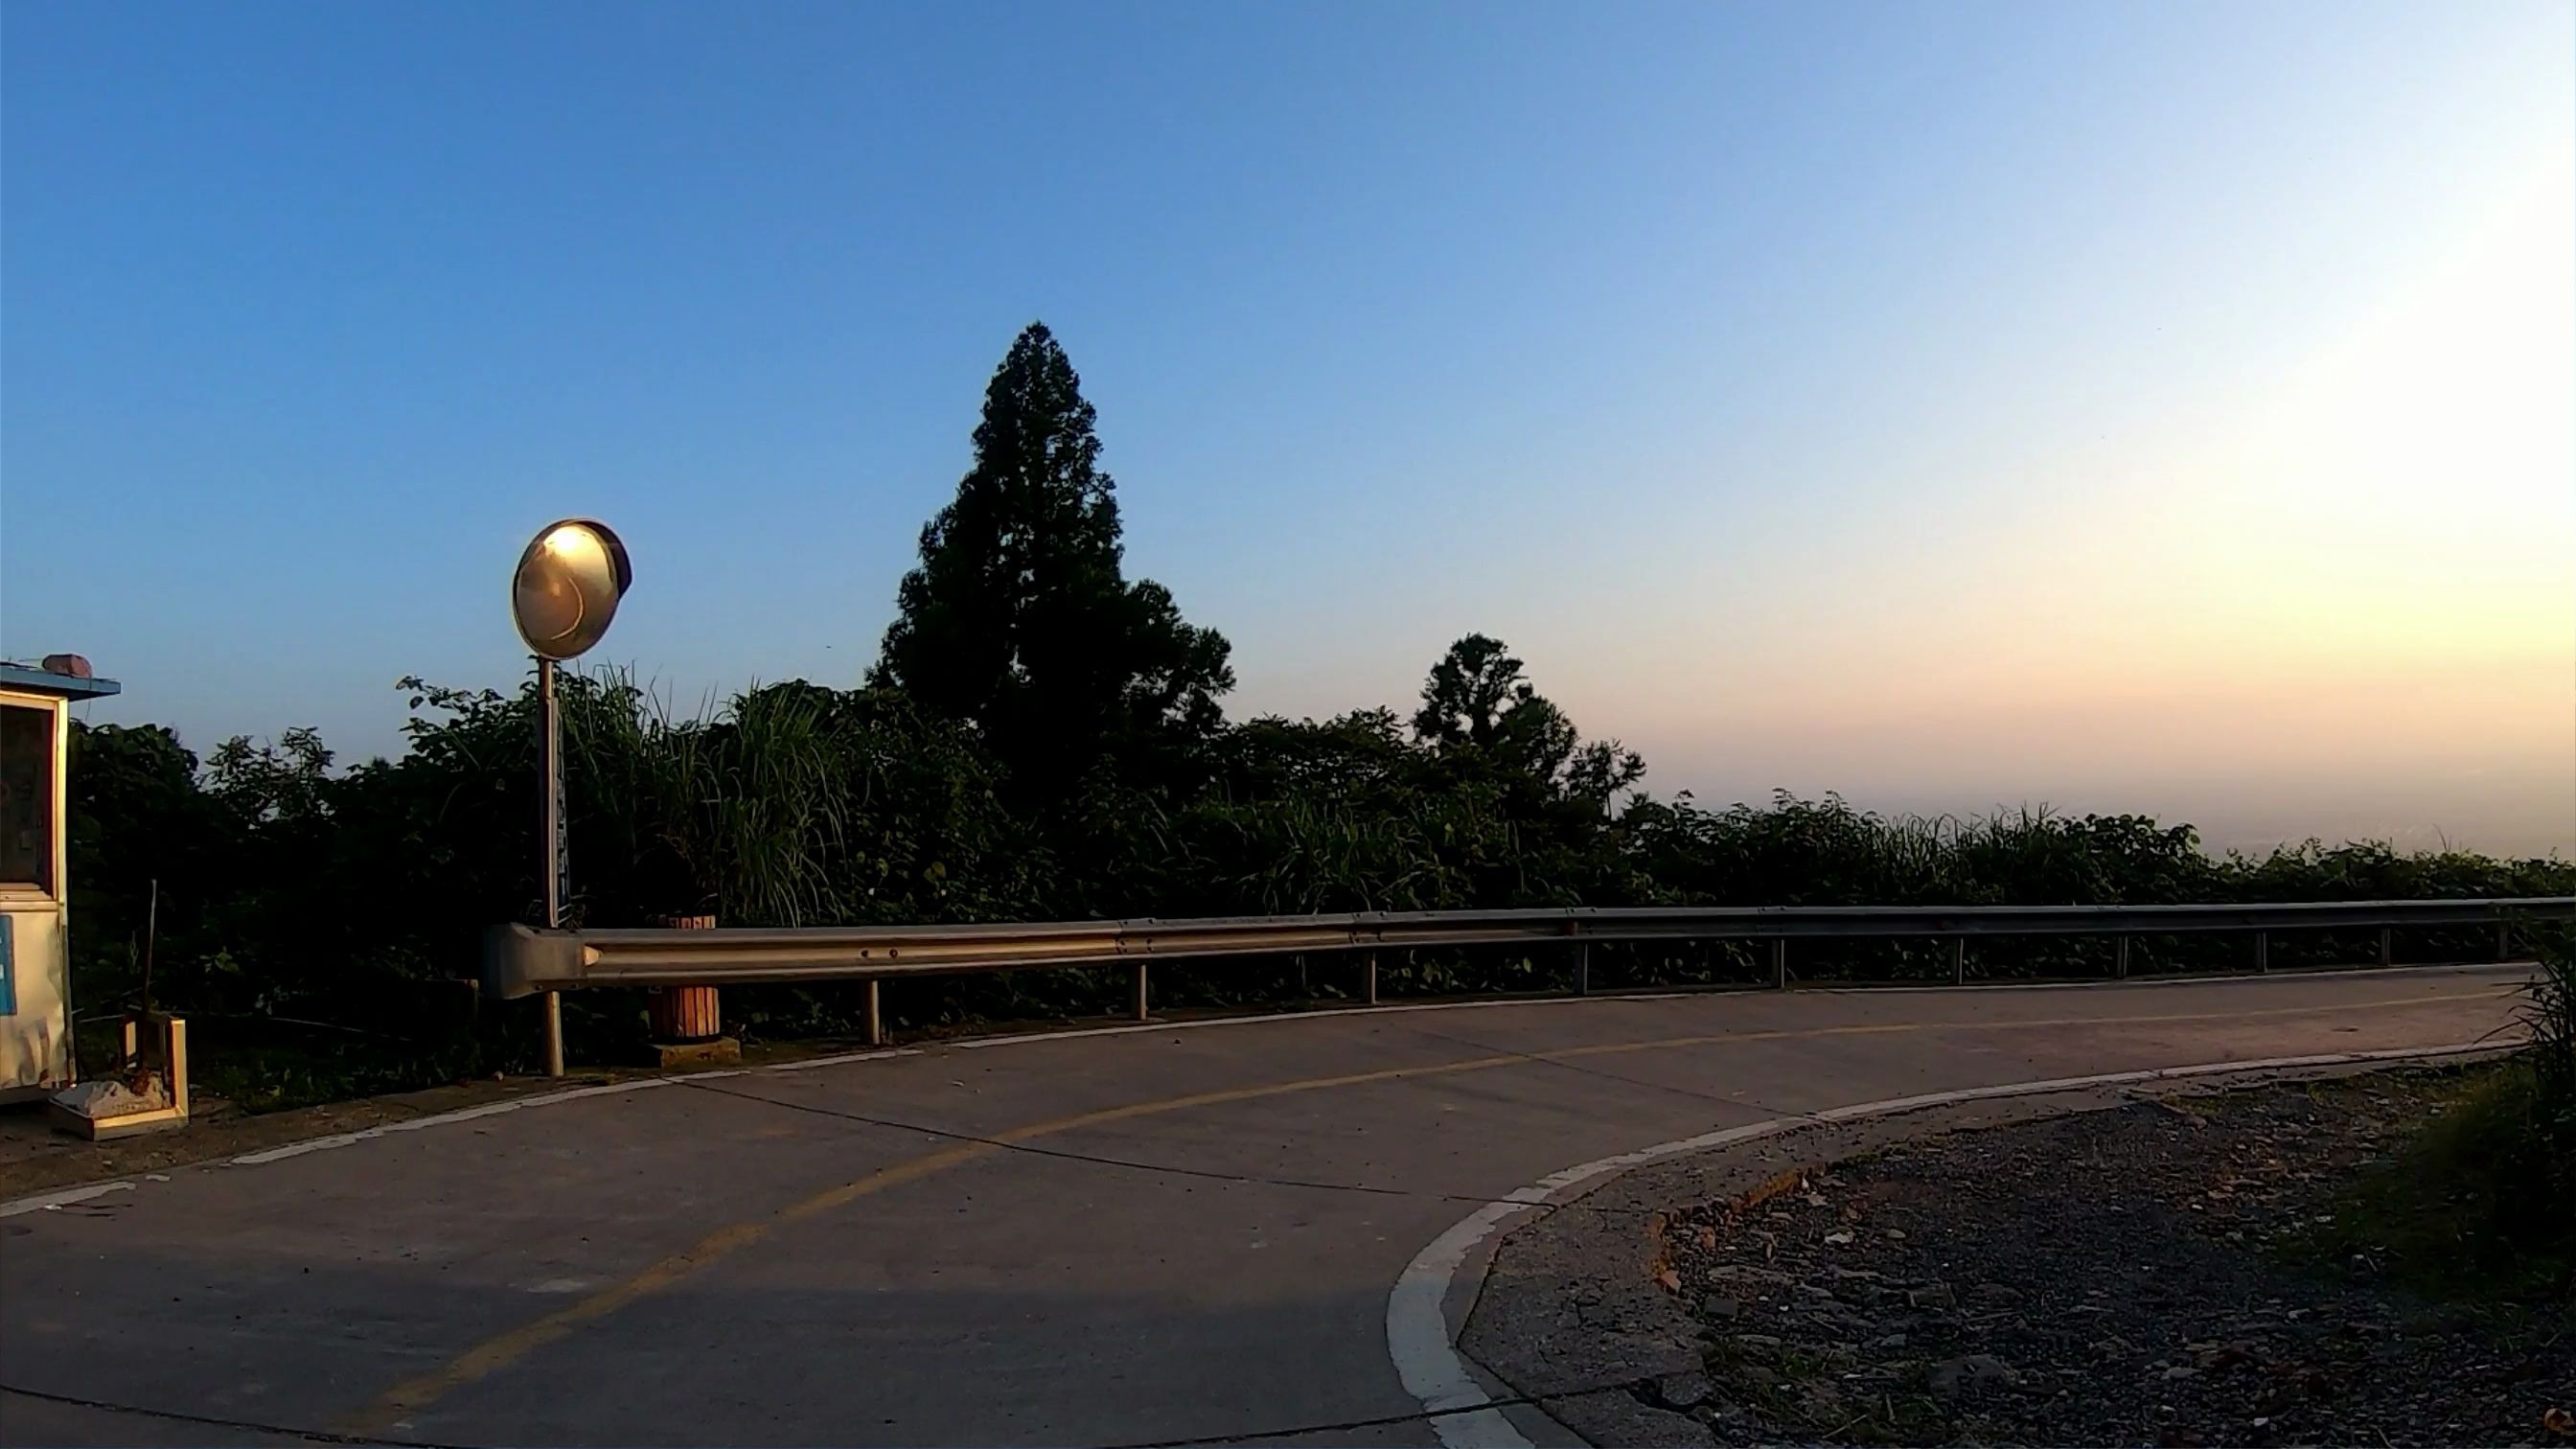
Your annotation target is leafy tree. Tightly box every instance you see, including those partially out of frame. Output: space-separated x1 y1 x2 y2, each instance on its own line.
874 322 1233 802
1411 634 1537 749
1412 633 1644 808
65 723 235 1011
206 726 335 827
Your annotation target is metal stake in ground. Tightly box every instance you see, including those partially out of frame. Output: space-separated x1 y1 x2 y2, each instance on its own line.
540 657 564 1074
510 518 632 1078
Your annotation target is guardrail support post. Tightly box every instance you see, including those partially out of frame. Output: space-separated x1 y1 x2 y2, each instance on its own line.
1949 936 1966 986
1771 938 1787 990
2499 919 2512 961
541 992 564 1079
1364 952 1378 1006
1132 962 1150 1022
2114 934 2129 980
2255 932 2269 974
2380 927 2393 967
864 979 884 1046
1573 931 1591 997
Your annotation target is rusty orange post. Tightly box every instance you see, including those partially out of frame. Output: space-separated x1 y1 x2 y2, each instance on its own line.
647 915 737 1065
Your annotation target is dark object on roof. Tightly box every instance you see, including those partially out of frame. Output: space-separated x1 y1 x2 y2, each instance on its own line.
0 660 121 701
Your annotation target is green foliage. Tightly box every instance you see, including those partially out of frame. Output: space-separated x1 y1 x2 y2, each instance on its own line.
1412 633 1645 813
2287 940 2575 1306
2300 1053 2576 1305
63 636 2576 1105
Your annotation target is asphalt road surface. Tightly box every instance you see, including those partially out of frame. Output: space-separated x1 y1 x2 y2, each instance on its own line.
0 964 2527 1448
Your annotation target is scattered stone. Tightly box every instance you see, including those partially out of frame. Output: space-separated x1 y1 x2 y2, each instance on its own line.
1699 1295 1740 1322
1908 1282 1957 1309
1822 1230 1853 1246
51 1076 170 1117
1928 1353 2017 1399
1656 1370 1714 1411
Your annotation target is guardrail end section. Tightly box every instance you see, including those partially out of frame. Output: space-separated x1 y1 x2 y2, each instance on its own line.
485 922 584 1000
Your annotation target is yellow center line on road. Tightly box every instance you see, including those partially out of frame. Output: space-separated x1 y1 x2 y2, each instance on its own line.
350 985 2510 1433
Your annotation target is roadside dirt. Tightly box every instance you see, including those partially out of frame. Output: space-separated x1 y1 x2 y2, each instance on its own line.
1463 1061 2570 1447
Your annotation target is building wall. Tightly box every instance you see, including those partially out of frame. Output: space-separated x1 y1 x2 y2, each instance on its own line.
0 693 73 1097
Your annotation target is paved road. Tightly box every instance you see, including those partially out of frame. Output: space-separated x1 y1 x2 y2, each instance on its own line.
0 965 2526 1448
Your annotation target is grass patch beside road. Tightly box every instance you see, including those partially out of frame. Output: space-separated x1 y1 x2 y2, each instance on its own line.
2298 935 2576 1308
2297 1058 2575 1305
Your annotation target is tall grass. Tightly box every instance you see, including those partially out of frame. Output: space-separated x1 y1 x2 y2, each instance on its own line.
2521 929 2576 1163
2301 932 2576 1303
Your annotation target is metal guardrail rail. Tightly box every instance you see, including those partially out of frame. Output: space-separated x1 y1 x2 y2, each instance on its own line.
487 896 2574 1001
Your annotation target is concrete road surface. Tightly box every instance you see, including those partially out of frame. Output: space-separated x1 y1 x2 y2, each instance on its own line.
0 965 2527 1448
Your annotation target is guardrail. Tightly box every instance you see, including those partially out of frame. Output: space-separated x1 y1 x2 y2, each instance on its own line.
490 896 2572 1003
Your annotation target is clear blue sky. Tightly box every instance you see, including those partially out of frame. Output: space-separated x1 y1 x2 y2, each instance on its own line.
6 1 2570 853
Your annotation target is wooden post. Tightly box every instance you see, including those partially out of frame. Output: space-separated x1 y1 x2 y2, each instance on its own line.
1132 962 1150 1022
1364 952 1378 1006
1950 936 1966 986
648 916 723 1043
648 987 723 1042
2255 932 2269 974
2379 927 2393 968
2115 934 2129 980
1771 938 1787 990
164 1016 189 1120
2498 919 2512 961
864 979 884 1046
1573 925 1591 997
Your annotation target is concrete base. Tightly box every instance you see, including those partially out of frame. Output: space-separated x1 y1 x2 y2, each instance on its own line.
650 1037 742 1070
46 1102 188 1140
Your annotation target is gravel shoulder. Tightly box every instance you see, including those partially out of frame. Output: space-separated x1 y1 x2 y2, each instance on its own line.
1460 1060 2569 1447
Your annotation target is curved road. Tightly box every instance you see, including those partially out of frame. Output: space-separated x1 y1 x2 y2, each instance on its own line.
0 964 2526 1448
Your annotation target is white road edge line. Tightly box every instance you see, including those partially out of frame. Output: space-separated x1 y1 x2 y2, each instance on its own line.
952 993 1705 1049
1384 1040 2508 1449
0 1181 135 1218
1815 960 2529 995
771 1047 923 1071
226 1078 680 1165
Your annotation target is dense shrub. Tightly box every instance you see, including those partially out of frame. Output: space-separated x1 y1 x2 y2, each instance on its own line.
63 657 2572 1096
